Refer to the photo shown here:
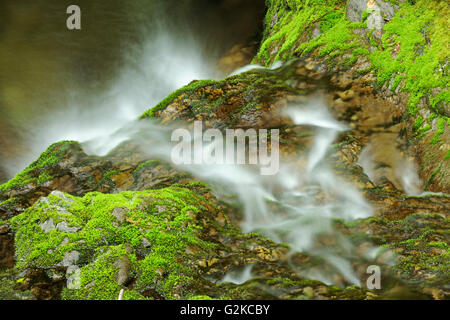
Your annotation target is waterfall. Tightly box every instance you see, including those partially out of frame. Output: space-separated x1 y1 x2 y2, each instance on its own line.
80 93 375 286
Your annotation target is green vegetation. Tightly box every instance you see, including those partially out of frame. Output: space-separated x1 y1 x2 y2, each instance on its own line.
139 80 217 119
0 141 77 192
11 185 220 300
368 1 449 116
256 0 449 118
256 1 350 65
139 66 306 124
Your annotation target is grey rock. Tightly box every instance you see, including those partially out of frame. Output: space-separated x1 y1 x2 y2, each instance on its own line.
66 265 81 289
346 0 396 30
374 0 395 21
50 190 74 203
142 237 151 248
416 47 424 56
311 24 321 39
39 218 56 233
60 237 70 246
367 8 385 30
112 207 128 223
56 221 79 233
346 0 368 22
155 205 167 214
66 265 79 275
37 197 50 206
114 257 131 285
61 251 80 267
270 12 278 28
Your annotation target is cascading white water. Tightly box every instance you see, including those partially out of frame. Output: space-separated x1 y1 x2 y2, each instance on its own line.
358 143 442 197
1 0 378 287
1 1 233 179
81 93 376 286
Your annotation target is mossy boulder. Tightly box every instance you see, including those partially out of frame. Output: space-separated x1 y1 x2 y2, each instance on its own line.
0 140 193 220
11 183 341 300
252 0 448 189
12 180 441 300
1 1 448 299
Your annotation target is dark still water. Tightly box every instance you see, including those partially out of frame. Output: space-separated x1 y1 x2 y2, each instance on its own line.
0 0 265 183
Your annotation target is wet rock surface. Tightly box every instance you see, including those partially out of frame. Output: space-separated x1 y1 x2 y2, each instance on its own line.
1 58 448 300
0 1 449 300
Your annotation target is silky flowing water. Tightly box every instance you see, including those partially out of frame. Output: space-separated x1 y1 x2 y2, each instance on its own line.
0 0 265 180
1 0 398 287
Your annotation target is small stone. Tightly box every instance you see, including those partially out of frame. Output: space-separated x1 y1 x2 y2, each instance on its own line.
0 224 10 234
311 23 321 38
198 260 208 268
61 251 80 267
37 197 50 206
303 287 315 297
337 90 355 101
305 61 316 71
60 237 70 246
142 237 151 248
112 207 128 223
114 257 131 285
56 221 79 233
208 258 219 266
50 190 74 203
155 205 167 214
316 286 328 295
39 219 56 233
216 212 226 227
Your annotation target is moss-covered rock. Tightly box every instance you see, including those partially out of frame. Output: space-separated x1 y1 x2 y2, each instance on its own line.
0 139 193 220
10 184 217 299
1 1 448 300
256 0 449 116
336 208 450 299
10 184 335 300
249 0 449 191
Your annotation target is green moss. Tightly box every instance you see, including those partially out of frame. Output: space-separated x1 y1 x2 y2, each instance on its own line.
0 197 17 210
0 270 34 300
132 160 159 176
444 150 450 161
368 0 449 116
62 245 145 300
11 185 220 300
428 242 448 249
189 295 214 300
430 117 447 144
413 115 424 130
256 1 351 66
139 65 308 123
0 141 77 192
257 0 449 118
423 165 441 190
139 80 217 119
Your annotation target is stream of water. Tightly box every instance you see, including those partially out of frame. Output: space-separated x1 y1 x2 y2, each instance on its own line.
2 0 388 287
0 0 265 180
